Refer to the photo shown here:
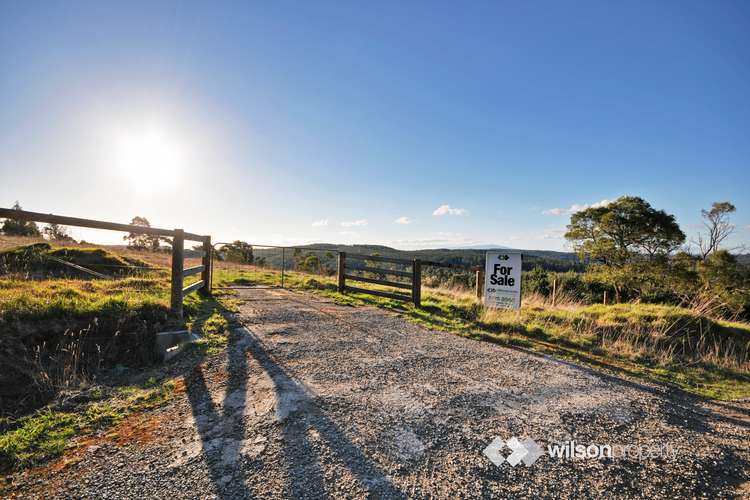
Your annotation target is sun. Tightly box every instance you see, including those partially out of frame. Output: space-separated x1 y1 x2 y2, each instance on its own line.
112 126 187 194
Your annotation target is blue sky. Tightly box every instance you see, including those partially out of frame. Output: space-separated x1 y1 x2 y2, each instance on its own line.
1 0 748 250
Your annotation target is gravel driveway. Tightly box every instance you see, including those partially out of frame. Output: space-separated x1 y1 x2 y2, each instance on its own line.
7 287 750 498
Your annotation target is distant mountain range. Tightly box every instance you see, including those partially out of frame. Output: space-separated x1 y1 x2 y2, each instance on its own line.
104 240 750 271
288 243 584 272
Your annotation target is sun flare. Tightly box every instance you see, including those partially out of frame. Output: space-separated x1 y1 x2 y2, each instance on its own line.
112 126 187 194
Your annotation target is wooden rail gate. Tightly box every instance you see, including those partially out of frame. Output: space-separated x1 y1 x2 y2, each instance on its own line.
0 208 211 319
337 252 422 307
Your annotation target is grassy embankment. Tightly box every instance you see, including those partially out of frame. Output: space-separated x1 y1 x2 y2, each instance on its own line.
0 240 235 473
213 265 750 401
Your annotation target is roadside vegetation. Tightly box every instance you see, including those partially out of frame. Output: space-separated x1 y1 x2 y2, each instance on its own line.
0 270 234 473
0 224 234 473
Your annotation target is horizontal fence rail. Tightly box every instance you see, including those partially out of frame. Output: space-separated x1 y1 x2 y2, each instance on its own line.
0 207 211 318
345 253 414 265
346 265 412 277
183 265 205 277
343 274 413 290
0 208 205 241
338 252 421 306
182 279 205 296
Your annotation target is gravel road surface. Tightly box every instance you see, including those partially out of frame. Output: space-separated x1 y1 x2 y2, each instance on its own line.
6 287 750 498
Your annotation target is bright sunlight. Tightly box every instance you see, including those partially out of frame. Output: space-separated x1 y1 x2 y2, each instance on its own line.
111 125 187 194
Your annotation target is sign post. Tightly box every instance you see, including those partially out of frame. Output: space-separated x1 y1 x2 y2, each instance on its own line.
483 251 522 309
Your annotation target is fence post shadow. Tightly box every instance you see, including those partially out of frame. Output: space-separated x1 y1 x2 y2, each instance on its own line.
242 326 405 498
185 325 253 499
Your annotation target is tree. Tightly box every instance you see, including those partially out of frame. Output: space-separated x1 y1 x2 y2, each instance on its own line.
695 201 736 259
123 216 163 251
697 250 750 317
221 241 254 264
1 201 41 236
42 223 74 242
565 196 686 302
298 254 322 274
565 196 685 267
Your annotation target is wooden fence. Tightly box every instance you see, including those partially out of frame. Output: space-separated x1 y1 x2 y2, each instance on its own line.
337 252 422 306
0 208 211 319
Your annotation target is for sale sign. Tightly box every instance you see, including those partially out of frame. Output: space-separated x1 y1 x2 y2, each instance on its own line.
484 251 522 309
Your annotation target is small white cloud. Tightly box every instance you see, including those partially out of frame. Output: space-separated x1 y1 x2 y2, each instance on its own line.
572 198 613 212
311 219 329 227
542 199 614 216
395 216 411 224
341 219 368 227
542 208 564 216
433 204 468 216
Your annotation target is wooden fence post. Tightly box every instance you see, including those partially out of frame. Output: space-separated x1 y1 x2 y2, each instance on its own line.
337 252 346 292
412 259 422 307
170 229 185 319
551 277 557 307
201 235 212 295
603 290 608 306
475 270 485 301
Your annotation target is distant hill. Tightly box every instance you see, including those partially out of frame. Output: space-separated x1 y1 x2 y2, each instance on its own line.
252 243 584 272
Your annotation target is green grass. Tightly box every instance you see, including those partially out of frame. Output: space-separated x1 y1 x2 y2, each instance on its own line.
0 380 176 472
0 243 156 279
0 246 239 473
0 284 233 473
184 289 240 354
0 277 171 323
215 266 750 400
0 284 235 474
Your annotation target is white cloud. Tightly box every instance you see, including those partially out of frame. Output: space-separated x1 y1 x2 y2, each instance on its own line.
542 199 614 216
433 204 468 216
395 216 411 224
542 208 564 216
311 219 329 227
340 219 368 227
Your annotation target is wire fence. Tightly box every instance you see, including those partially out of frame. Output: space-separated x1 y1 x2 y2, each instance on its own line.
210 243 340 289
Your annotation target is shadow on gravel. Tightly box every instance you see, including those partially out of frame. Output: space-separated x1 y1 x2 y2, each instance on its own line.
185 322 403 499
242 327 404 498
185 327 254 499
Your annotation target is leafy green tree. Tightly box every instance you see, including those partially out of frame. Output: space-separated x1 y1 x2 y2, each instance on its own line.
565 196 685 267
1 201 41 236
221 241 254 264
298 254 321 273
697 250 749 316
565 196 685 302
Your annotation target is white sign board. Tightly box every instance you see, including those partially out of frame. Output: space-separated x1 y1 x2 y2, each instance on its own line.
484 251 522 309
